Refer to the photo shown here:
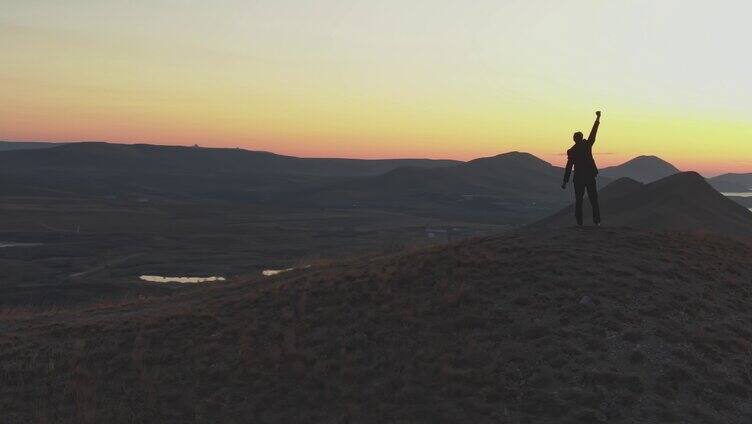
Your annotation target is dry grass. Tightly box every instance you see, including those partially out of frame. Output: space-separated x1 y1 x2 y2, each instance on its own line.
0 294 161 322
3 227 752 423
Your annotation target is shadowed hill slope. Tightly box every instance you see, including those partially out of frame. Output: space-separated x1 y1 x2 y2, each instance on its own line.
376 152 574 202
295 153 690 212
537 172 752 236
599 155 680 183
291 152 608 223
4 227 752 422
0 142 459 201
302 152 568 199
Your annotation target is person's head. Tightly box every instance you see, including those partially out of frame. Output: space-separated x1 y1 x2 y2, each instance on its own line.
573 131 584 143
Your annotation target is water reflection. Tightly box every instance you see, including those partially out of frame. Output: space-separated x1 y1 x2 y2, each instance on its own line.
262 265 310 277
262 268 294 277
722 192 752 197
0 242 42 248
140 275 226 284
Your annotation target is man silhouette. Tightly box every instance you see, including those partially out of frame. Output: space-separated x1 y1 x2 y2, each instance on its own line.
561 111 601 226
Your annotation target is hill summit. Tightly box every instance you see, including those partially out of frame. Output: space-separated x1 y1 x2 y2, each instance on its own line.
600 155 680 183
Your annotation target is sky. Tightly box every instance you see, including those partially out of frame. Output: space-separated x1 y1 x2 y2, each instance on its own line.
1 0 751 175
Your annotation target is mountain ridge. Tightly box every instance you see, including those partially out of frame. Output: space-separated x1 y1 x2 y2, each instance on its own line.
0 142 706 223
708 173 752 193
0 142 460 177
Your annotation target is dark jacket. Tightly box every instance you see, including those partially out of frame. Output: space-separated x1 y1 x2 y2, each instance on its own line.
563 118 599 183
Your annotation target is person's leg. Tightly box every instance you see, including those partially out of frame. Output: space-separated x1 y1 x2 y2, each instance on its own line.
574 180 585 226
586 179 601 224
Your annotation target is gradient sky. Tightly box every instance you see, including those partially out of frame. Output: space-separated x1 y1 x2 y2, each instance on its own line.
2 1 751 175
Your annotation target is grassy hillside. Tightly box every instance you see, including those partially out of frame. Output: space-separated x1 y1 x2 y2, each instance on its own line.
3 227 752 423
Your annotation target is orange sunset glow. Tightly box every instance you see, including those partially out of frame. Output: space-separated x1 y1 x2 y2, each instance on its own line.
2 1 751 175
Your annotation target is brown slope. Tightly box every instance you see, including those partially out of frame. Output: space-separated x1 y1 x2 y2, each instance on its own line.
537 172 752 236
4 227 752 422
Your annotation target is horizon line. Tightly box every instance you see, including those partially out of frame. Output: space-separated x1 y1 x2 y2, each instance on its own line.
0 138 736 177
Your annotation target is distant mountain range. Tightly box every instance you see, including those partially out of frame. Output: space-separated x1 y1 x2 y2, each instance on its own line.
0 141 684 184
0 142 459 202
288 153 689 223
6 141 748 227
537 172 752 236
302 151 574 201
286 152 591 223
0 141 681 182
707 173 752 193
0 141 62 151
0 142 459 177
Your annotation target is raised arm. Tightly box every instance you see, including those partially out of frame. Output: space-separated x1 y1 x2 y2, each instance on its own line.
588 111 601 145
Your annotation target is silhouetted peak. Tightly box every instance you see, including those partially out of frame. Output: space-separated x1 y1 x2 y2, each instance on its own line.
604 177 643 190
595 177 644 201
650 171 705 187
630 155 663 162
467 151 552 168
610 176 642 184
600 155 681 183
621 155 679 169
490 151 542 161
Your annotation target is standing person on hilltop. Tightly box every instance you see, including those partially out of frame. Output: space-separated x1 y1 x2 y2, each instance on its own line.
561 111 602 226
